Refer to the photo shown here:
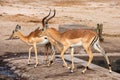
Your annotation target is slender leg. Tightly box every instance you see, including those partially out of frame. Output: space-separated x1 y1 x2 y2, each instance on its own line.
93 42 112 73
61 46 70 69
43 46 49 64
28 47 33 65
70 47 75 72
47 40 62 65
82 46 93 74
50 45 56 61
46 50 49 61
33 43 38 67
48 45 56 66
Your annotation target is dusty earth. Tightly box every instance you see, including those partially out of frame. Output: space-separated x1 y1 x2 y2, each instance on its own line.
0 0 120 80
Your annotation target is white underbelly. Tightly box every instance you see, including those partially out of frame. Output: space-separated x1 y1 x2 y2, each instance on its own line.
70 41 82 47
37 39 49 45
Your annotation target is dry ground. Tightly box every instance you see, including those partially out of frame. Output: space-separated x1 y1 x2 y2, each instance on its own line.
0 0 120 80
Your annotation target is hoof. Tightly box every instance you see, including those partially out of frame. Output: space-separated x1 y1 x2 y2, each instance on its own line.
68 67 71 69
68 67 74 73
82 71 85 74
34 64 38 68
109 70 112 73
27 61 31 65
47 60 54 66
27 63 31 66
50 60 53 64
82 67 87 74
70 70 74 73
62 65 66 67
82 70 86 74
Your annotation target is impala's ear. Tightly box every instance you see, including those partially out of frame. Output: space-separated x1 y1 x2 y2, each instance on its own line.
15 24 21 31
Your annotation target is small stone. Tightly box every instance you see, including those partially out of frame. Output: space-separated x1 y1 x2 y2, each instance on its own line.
14 70 20 74
11 66 16 70
21 73 30 78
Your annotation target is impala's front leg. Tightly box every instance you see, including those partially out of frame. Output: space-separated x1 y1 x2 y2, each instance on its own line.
33 43 38 67
28 47 33 65
70 47 75 72
61 46 70 69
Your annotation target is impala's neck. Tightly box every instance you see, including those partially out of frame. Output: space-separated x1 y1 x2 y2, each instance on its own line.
17 31 28 43
45 28 63 51
46 28 61 41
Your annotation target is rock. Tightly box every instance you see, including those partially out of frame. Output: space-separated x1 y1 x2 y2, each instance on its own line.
11 66 16 71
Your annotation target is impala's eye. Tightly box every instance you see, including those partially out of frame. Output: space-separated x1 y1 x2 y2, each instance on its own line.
44 36 47 39
44 37 47 39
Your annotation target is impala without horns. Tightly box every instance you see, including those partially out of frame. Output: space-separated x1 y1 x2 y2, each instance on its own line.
38 9 112 74
7 22 55 67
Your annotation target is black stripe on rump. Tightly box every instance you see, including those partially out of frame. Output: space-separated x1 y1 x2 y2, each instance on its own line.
90 36 99 46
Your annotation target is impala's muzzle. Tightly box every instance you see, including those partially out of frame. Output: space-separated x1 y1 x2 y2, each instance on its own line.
5 35 13 40
5 36 19 40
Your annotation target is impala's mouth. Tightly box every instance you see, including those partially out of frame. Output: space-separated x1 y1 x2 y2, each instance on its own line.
5 37 11 40
5 36 13 40
12 37 19 40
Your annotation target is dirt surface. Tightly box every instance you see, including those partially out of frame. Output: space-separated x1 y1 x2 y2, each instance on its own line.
1 53 120 80
0 0 120 80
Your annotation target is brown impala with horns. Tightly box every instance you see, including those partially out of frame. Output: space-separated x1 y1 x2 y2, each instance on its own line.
38 9 112 74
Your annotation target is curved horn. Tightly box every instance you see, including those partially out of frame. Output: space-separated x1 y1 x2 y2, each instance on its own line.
45 9 56 29
42 9 51 28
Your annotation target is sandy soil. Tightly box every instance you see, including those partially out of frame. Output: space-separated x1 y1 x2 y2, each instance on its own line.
0 0 120 80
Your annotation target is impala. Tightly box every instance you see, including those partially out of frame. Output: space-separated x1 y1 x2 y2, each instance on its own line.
7 24 55 67
39 9 112 73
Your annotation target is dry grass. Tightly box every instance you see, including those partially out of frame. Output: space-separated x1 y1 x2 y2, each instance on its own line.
103 33 120 37
53 0 87 6
88 0 118 2
0 14 41 23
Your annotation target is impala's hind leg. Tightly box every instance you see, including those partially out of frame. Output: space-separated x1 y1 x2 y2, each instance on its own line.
93 41 112 73
69 47 75 72
43 51 49 64
48 45 56 66
43 44 49 64
82 45 93 74
28 47 33 65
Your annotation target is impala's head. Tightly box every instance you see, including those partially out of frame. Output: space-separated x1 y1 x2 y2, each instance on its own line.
7 24 21 40
39 9 56 37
